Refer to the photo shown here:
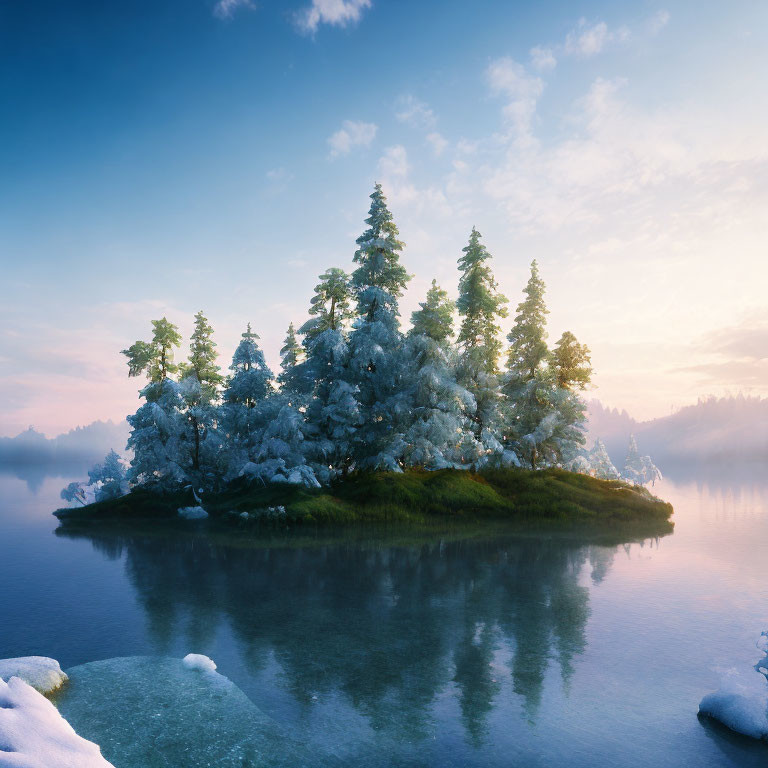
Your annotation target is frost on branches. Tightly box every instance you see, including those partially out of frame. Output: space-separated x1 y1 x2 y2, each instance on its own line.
63 182 662 504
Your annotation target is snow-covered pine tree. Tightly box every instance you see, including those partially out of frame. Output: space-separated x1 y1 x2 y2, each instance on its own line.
346 184 412 470
455 227 509 464
549 330 593 467
401 280 478 469
221 324 275 477
503 260 556 469
88 449 129 501
277 322 306 397
299 268 360 482
621 435 661 485
587 438 620 479
122 318 187 489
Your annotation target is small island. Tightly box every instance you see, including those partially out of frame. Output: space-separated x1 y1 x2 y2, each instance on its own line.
55 467 673 527
56 185 668 531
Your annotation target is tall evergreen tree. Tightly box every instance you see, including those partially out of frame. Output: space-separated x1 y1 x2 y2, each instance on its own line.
122 318 187 489
278 323 303 381
122 317 182 383
347 184 412 470
503 261 554 469
402 280 479 469
180 310 223 398
299 269 359 481
455 227 508 461
221 324 275 474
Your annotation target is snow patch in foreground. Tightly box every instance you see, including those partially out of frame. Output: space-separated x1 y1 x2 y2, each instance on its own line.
0 656 68 694
699 631 768 740
178 505 208 520
183 653 217 673
0 675 114 768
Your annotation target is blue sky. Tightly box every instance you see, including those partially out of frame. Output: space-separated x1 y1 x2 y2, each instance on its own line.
2 0 768 435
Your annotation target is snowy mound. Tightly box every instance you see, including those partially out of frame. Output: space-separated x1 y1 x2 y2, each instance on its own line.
699 632 768 740
178 505 208 520
0 655 68 694
0 675 115 768
58 656 307 767
182 653 217 673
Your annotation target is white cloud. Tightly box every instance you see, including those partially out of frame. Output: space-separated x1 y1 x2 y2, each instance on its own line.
530 45 557 71
327 120 377 157
395 95 437 129
563 19 630 58
295 0 371 34
378 145 409 178
486 57 544 140
212 0 254 20
426 132 449 156
649 9 671 34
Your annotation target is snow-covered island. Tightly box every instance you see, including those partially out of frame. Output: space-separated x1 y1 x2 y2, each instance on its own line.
55 185 667 529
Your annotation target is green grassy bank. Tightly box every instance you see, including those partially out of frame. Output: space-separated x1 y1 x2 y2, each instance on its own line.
54 468 673 529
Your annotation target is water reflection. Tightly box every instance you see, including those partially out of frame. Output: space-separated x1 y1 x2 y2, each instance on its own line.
58 522 670 747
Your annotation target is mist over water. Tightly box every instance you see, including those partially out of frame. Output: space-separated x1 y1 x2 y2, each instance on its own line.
1 469 767 766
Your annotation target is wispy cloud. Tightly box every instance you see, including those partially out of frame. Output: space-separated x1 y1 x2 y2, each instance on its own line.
327 119 377 157
395 95 437 129
648 9 671 34
212 0 255 20
378 145 409 178
530 45 557 71
564 19 630 58
295 0 371 35
486 57 544 141
426 132 449 156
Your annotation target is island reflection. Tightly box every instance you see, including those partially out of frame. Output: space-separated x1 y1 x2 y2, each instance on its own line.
58 522 670 748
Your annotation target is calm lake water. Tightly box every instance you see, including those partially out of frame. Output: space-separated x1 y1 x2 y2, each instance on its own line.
1 465 767 767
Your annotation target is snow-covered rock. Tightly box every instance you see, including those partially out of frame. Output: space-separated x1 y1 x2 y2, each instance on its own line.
58 656 308 767
0 675 115 767
0 656 68 694
699 632 768 740
182 653 217 673
178 505 208 520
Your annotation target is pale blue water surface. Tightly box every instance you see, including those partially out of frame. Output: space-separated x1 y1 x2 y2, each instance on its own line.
1 464 767 767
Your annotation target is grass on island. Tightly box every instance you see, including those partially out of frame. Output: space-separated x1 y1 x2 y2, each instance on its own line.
54 467 673 530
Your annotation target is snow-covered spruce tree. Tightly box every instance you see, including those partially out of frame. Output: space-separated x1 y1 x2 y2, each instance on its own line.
455 227 509 465
178 311 225 488
346 184 412 471
277 322 307 398
87 449 130 501
221 324 275 477
299 268 360 483
621 435 661 485
122 318 188 489
503 260 556 469
587 439 620 480
401 280 478 469
549 330 593 469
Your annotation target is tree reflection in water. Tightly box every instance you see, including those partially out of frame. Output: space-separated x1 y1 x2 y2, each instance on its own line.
58 522 668 751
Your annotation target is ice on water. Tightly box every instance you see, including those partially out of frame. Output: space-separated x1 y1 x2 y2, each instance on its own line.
699 631 768 740
57 656 309 768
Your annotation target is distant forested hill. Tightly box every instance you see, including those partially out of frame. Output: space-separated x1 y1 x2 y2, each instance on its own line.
0 420 130 466
587 396 768 467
